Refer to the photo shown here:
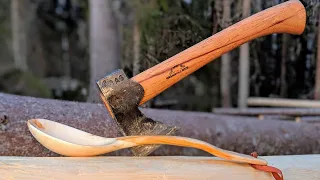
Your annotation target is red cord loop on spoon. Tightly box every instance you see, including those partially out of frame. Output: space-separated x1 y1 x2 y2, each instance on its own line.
250 152 283 180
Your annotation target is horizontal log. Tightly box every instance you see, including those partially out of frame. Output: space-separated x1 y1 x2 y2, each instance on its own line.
295 116 320 123
247 115 320 123
254 115 294 121
1 93 320 156
1 155 319 180
247 97 320 108
213 107 320 116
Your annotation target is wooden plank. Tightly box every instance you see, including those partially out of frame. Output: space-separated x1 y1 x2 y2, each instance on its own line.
247 97 320 108
264 155 320 180
0 155 319 180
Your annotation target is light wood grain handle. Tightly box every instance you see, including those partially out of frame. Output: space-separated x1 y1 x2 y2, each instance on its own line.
132 0 306 105
118 136 267 165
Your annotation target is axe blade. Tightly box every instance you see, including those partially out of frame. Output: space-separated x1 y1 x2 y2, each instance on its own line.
97 69 178 156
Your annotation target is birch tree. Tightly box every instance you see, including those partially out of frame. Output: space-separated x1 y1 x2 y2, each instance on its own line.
238 0 251 108
87 0 121 102
11 0 28 71
314 12 320 99
132 9 141 76
220 0 231 107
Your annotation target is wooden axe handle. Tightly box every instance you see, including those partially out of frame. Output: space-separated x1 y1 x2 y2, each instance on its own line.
132 0 306 105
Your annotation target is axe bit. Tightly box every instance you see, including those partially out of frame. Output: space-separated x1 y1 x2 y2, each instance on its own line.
97 0 306 156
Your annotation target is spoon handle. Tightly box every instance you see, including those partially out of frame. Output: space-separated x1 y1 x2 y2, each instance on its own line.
117 136 267 165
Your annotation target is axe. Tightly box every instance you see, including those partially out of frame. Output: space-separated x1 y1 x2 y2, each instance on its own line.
97 0 306 156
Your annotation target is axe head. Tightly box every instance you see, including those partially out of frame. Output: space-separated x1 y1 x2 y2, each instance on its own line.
97 70 178 156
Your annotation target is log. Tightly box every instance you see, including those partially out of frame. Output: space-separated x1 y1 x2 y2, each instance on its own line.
295 116 320 123
240 115 320 123
1 93 320 156
0 155 319 180
213 107 320 116
247 97 320 108
255 115 295 121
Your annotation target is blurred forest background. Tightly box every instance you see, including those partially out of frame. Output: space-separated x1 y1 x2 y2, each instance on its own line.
0 0 319 112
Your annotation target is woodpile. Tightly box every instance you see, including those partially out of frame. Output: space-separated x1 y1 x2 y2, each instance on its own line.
214 97 320 124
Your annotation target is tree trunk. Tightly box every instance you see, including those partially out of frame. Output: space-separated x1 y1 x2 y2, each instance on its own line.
280 34 288 97
27 6 46 77
132 18 141 76
251 0 262 96
11 0 28 71
211 0 220 35
314 12 320 99
220 0 231 107
1 93 320 157
238 0 251 108
87 0 121 103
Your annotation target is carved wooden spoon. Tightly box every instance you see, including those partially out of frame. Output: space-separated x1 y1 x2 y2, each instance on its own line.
27 118 267 165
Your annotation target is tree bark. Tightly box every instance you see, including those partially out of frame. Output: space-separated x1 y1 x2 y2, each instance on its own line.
87 0 121 103
1 93 320 157
11 0 28 71
238 0 251 108
220 0 232 107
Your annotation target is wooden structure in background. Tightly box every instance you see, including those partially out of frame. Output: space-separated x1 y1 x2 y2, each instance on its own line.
213 107 320 116
247 97 320 108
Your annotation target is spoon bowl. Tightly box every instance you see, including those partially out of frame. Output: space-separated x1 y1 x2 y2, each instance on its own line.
27 118 267 165
27 119 132 156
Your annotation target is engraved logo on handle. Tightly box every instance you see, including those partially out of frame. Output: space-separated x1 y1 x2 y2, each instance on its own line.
166 64 189 79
